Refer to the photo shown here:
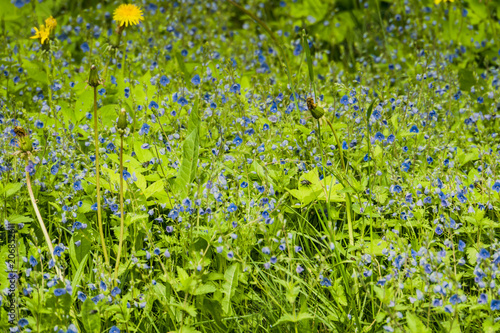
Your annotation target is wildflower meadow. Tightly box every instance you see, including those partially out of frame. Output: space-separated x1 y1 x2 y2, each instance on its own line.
1 0 500 332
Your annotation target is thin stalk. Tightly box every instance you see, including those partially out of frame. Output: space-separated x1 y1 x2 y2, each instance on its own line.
324 117 354 246
26 169 63 280
93 86 109 266
115 134 125 282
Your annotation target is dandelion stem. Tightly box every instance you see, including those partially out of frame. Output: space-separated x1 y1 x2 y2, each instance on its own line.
115 133 125 282
93 86 109 266
324 117 354 246
26 168 63 280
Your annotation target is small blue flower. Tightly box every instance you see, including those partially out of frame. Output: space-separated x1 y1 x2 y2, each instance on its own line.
111 287 121 297
262 247 270 255
458 240 465 252
492 181 500 192
73 180 83 191
77 291 87 302
409 125 419 133
491 300 500 311
191 74 201 85
109 326 121 333
80 42 90 53
29 255 37 267
478 293 488 304
160 75 170 86
478 248 490 260
320 277 332 287
374 132 385 141
227 203 238 213
54 288 66 296
340 95 349 105
233 136 243 146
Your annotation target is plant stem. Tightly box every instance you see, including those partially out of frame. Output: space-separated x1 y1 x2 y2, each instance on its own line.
94 86 109 266
26 169 63 280
115 133 125 282
324 117 354 246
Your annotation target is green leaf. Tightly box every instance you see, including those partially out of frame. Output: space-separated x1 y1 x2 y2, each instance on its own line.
458 69 476 92
302 32 314 88
175 98 200 198
193 283 217 295
81 298 100 333
2 182 23 197
143 179 165 199
406 312 431 333
71 253 89 298
482 318 500 333
222 263 240 315
7 215 33 224
74 89 94 122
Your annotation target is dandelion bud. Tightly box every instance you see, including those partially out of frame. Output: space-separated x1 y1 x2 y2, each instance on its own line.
88 65 100 88
306 97 324 120
14 126 33 153
117 108 128 130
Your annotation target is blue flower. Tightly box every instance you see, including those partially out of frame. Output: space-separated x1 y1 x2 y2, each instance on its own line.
111 287 121 297
492 181 500 192
374 132 385 141
262 247 270 255
77 291 87 302
227 251 234 259
435 225 443 235
18 318 29 327
478 248 490 260
449 294 461 305
409 125 419 133
139 123 150 135
149 101 159 109
110 326 121 333
233 136 243 146
80 42 90 53
191 74 201 85
54 288 66 296
491 300 500 311
478 293 488 304
458 240 465 252
29 255 37 267
340 95 349 105
160 75 170 86
73 180 83 191
227 203 238 213
53 245 64 257
320 277 332 287
293 43 302 56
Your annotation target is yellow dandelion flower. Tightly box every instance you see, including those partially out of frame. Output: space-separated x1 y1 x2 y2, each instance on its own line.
113 4 143 27
45 16 57 32
30 25 50 45
434 0 454 4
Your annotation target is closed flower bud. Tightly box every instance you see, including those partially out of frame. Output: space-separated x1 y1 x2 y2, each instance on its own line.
306 97 324 120
88 65 100 88
310 106 324 119
14 126 33 152
117 108 128 130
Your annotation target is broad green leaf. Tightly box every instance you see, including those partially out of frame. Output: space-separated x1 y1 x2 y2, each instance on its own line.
175 98 200 198
81 298 100 333
222 263 240 315
7 215 33 224
143 179 165 199
193 283 216 295
74 89 94 121
406 312 431 333
2 182 23 197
